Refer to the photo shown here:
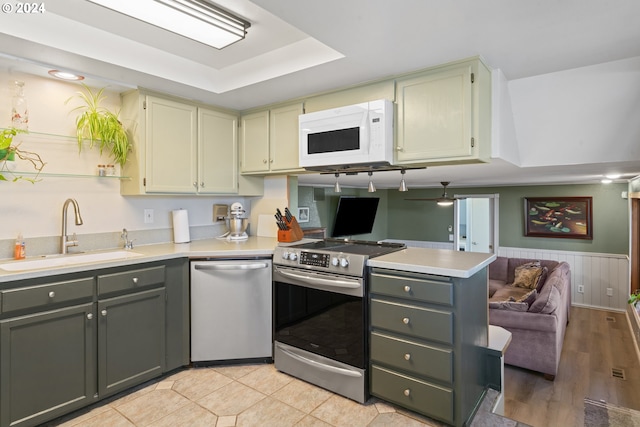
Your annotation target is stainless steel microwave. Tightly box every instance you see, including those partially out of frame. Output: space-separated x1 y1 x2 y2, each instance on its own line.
298 99 394 169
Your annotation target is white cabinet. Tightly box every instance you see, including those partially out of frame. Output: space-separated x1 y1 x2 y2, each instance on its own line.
395 58 491 165
240 103 303 174
120 91 245 195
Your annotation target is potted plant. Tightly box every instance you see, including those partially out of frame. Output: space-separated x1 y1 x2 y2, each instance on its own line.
629 290 640 310
0 128 45 182
67 84 131 167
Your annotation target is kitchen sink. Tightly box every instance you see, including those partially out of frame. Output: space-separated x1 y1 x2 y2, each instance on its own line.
0 250 144 272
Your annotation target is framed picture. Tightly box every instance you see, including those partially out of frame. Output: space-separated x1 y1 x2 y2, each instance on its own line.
524 197 592 239
298 207 310 223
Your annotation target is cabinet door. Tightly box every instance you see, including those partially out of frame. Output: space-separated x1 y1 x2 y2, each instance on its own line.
98 288 165 398
395 64 473 163
269 103 303 172
145 96 198 193
240 110 270 173
198 108 238 193
0 303 96 427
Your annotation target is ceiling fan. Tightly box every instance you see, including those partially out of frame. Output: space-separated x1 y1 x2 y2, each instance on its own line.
405 182 464 206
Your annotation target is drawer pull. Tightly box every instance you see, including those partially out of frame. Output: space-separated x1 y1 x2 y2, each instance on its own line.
403 388 411 397
87 313 93 320
101 309 108 317
132 277 139 284
402 317 410 325
404 285 411 293
48 291 55 298
404 353 411 361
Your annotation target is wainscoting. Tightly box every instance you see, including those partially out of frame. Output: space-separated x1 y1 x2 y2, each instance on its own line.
382 240 631 311
499 247 630 311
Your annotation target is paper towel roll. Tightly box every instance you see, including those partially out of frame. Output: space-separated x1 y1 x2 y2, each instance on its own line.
172 209 191 243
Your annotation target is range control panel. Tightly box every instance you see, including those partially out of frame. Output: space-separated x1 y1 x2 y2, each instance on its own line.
299 251 330 268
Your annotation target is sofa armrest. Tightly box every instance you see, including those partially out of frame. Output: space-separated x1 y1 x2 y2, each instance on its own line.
489 309 557 333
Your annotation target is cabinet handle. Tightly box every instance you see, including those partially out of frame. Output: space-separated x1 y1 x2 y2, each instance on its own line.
402 317 410 325
48 291 55 298
270 159 273 163
193 182 198 188
132 277 139 284
200 182 204 187
403 389 411 397
263 159 268 164
396 146 404 152
403 285 411 293
87 313 93 320
101 309 107 317
404 353 411 361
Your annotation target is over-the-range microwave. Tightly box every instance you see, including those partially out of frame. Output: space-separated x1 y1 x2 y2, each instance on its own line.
298 99 394 170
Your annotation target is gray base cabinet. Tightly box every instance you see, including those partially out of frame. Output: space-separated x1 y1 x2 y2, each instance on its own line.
369 267 488 427
0 259 189 427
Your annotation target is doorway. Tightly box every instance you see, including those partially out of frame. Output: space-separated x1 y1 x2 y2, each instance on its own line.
454 194 499 254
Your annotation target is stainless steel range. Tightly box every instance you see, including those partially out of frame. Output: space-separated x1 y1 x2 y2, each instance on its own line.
272 239 405 403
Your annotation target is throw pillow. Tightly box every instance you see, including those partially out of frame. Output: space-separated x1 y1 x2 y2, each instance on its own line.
535 266 549 293
529 277 561 313
518 289 537 306
513 262 543 289
489 301 529 312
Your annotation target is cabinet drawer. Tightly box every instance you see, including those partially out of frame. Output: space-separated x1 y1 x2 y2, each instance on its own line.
371 365 453 424
371 298 453 344
370 332 452 383
98 266 165 296
370 271 452 306
1 277 94 314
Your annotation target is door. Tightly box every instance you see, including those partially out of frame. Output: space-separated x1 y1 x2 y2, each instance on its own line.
98 288 165 397
240 110 270 173
269 103 303 172
0 303 96 427
198 108 238 193
145 96 198 193
454 194 498 254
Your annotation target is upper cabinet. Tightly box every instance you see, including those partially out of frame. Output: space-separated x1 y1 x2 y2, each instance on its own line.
120 91 261 196
240 103 304 174
394 58 491 165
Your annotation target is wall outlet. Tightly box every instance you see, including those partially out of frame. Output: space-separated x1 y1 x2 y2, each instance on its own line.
448 234 454 242
144 209 154 224
578 285 584 294
606 287 613 297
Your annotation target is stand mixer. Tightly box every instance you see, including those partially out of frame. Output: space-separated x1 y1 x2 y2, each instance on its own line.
225 202 249 240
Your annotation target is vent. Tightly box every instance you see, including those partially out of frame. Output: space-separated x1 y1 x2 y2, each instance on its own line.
605 316 616 323
611 367 626 380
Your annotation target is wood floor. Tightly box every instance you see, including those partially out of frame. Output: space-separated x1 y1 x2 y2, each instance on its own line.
503 306 640 427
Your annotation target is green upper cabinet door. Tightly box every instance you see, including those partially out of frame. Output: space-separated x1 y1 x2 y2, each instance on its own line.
395 58 491 165
198 108 238 194
240 103 303 174
145 95 198 193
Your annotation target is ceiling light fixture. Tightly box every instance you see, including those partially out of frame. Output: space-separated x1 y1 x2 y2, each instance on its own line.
334 173 342 193
48 70 85 81
601 178 613 184
605 173 621 180
87 0 251 49
398 170 408 192
367 171 376 193
436 182 455 206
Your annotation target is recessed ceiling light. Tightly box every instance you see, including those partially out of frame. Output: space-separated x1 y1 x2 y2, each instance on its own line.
605 173 621 179
601 178 613 184
48 70 85 81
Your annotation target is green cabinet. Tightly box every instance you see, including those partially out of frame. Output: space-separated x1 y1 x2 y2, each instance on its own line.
0 259 189 427
0 303 96 427
369 267 488 427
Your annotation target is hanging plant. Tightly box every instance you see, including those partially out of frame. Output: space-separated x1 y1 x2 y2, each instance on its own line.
66 84 131 167
0 128 45 183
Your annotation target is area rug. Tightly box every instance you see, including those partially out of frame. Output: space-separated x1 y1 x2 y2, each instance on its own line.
584 398 640 426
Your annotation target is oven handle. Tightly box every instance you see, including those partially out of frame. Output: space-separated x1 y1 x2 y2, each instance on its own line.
279 346 362 378
274 267 361 289
194 263 269 271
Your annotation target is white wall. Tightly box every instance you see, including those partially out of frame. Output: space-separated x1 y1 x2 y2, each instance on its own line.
0 70 251 256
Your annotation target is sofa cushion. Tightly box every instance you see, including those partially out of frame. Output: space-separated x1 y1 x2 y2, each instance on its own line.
489 279 504 297
513 262 543 289
490 285 532 302
529 276 562 314
489 300 529 311
489 256 509 282
536 266 549 293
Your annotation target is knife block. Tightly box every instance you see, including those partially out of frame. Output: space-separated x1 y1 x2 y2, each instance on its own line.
278 216 304 243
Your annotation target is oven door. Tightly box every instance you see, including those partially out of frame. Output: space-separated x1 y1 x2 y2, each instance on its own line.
273 265 366 369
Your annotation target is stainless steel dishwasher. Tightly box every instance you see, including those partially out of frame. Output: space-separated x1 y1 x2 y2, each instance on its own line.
190 257 273 363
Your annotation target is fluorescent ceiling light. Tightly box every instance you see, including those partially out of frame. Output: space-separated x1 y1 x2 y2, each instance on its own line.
605 173 621 179
87 0 250 49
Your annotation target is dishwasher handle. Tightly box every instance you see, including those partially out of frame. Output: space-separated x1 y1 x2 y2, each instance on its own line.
194 262 269 271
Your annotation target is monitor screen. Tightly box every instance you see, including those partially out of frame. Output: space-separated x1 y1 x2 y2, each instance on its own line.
331 197 380 237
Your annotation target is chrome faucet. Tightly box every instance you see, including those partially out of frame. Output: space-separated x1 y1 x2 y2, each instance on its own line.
61 198 83 254
121 228 134 250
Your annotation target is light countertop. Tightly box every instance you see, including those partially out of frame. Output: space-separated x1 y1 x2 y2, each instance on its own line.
368 247 496 278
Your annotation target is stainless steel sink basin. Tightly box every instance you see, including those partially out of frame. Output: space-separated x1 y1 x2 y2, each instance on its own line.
0 251 144 272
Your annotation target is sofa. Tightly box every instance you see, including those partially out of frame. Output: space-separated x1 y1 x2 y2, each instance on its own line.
488 257 571 380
